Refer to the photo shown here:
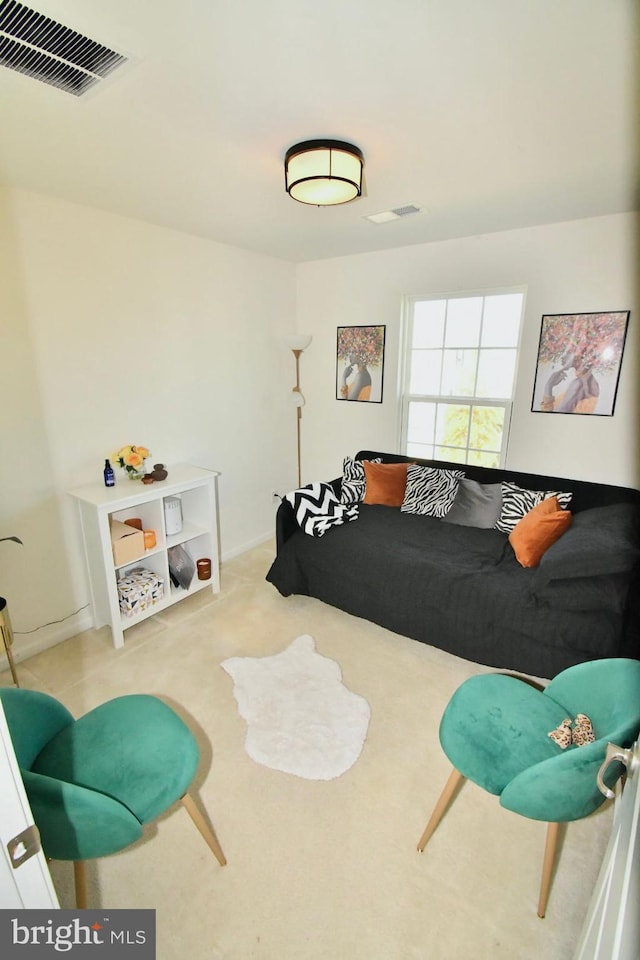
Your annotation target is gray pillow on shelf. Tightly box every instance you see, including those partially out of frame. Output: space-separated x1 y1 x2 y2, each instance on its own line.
442 478 503 528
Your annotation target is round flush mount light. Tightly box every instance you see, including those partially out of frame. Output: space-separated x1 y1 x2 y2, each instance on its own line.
284 139 364 206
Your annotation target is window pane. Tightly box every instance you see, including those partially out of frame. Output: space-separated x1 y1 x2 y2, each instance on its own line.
413 300 446 348
445 298 482 347
407 441 434 460
468 449 500 468
435 446 467 463
476 349 516 398
410 350 442 394
407 401 436 444
435 403 469 448
441 349 477 396
481 294 523 347
469 406 505 452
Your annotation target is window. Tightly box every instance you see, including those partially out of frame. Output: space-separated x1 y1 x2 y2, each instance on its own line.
400 289 525 467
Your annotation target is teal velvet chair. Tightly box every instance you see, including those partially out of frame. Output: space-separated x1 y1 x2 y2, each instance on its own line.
0 687 227 907
416 658 640 917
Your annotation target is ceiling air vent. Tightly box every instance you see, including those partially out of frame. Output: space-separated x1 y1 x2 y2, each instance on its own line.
391 205 421 217
364 204 424 225
0 0 127 96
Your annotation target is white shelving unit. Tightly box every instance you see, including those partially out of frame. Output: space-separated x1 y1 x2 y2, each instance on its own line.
69 465 220 648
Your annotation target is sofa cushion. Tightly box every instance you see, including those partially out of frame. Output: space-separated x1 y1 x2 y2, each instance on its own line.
532 574 631 613
532 503 640 585
508 497 572 568
340 456 381 504
495 481 572 533
363 461 409 507
401 464 464 518
442 478 503 528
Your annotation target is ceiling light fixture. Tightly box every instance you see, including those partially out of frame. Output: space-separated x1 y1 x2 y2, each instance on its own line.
284 139 364 206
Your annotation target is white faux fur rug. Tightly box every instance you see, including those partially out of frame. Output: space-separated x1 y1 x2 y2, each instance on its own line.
221 635 371 780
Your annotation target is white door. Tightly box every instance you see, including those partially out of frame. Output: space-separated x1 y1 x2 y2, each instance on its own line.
0 700 59 907
574 739 639 960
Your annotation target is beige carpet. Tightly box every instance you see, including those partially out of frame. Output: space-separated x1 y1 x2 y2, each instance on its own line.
3 540 611 960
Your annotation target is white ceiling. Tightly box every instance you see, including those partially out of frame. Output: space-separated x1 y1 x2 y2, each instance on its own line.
0 0 636 263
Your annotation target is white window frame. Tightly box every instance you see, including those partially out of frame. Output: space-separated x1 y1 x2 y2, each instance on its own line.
398 286 526 468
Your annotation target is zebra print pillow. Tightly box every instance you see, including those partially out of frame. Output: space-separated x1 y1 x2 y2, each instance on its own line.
494 482 572 534
340 456 382 504
400 465 465 518
286 482 359 537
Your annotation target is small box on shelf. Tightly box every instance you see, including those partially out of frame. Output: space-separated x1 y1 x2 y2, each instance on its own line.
110 519 145 566
117 567 164 618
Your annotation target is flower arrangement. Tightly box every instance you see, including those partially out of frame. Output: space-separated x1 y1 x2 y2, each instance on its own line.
111 445 150 478
337 325 385 367
538 313 628 375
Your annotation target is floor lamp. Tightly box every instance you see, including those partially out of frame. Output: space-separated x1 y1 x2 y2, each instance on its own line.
284 334 312 488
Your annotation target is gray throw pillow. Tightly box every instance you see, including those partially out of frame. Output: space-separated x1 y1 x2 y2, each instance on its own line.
442 478 503 528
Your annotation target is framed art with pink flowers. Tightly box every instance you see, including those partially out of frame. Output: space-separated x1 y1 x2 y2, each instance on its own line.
336 325 386 402
531 311 629 416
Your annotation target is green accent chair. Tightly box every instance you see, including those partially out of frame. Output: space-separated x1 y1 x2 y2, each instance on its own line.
0 688 227 907
416 658 640 917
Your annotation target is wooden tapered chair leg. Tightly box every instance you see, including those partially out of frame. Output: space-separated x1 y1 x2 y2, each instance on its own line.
74 861 88 909
180 792 227 866
0 601 20 687
417 767 466 852
537 821 560 918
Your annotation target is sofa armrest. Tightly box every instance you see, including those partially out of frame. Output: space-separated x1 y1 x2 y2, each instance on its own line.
275 499 298 551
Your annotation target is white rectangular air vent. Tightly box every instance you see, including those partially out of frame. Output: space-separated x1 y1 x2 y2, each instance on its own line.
0 0 126 96
364 204 423 225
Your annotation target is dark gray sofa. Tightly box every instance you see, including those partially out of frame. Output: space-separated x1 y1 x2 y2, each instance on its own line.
266 450 640 679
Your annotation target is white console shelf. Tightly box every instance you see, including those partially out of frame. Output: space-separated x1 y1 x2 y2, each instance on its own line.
69 465 220 649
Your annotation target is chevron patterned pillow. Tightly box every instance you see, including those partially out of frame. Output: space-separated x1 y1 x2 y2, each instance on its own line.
286 482 359 537
400 465 464 518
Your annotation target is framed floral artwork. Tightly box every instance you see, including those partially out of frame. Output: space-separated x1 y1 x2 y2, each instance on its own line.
336 325 386 402
531 311 629 416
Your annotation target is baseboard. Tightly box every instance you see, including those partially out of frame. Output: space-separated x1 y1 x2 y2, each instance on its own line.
1 536 274 671
220 530 273 563
1 609 94 670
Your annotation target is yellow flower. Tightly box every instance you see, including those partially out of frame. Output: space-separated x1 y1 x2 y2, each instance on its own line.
110 445 151 473
125 451 144 469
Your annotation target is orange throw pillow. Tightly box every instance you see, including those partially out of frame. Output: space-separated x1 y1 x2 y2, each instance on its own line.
509 496 572 568
363 461 409 507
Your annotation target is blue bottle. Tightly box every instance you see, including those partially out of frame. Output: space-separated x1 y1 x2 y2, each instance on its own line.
104 459 115 487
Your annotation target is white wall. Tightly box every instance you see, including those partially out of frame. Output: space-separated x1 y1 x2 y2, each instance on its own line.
296 213 639 488
1 200 637 664
1 189 296 660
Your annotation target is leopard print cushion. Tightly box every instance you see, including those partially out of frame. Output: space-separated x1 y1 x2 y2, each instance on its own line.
572 713 595 746
548 714 595 749
548 718 572 749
